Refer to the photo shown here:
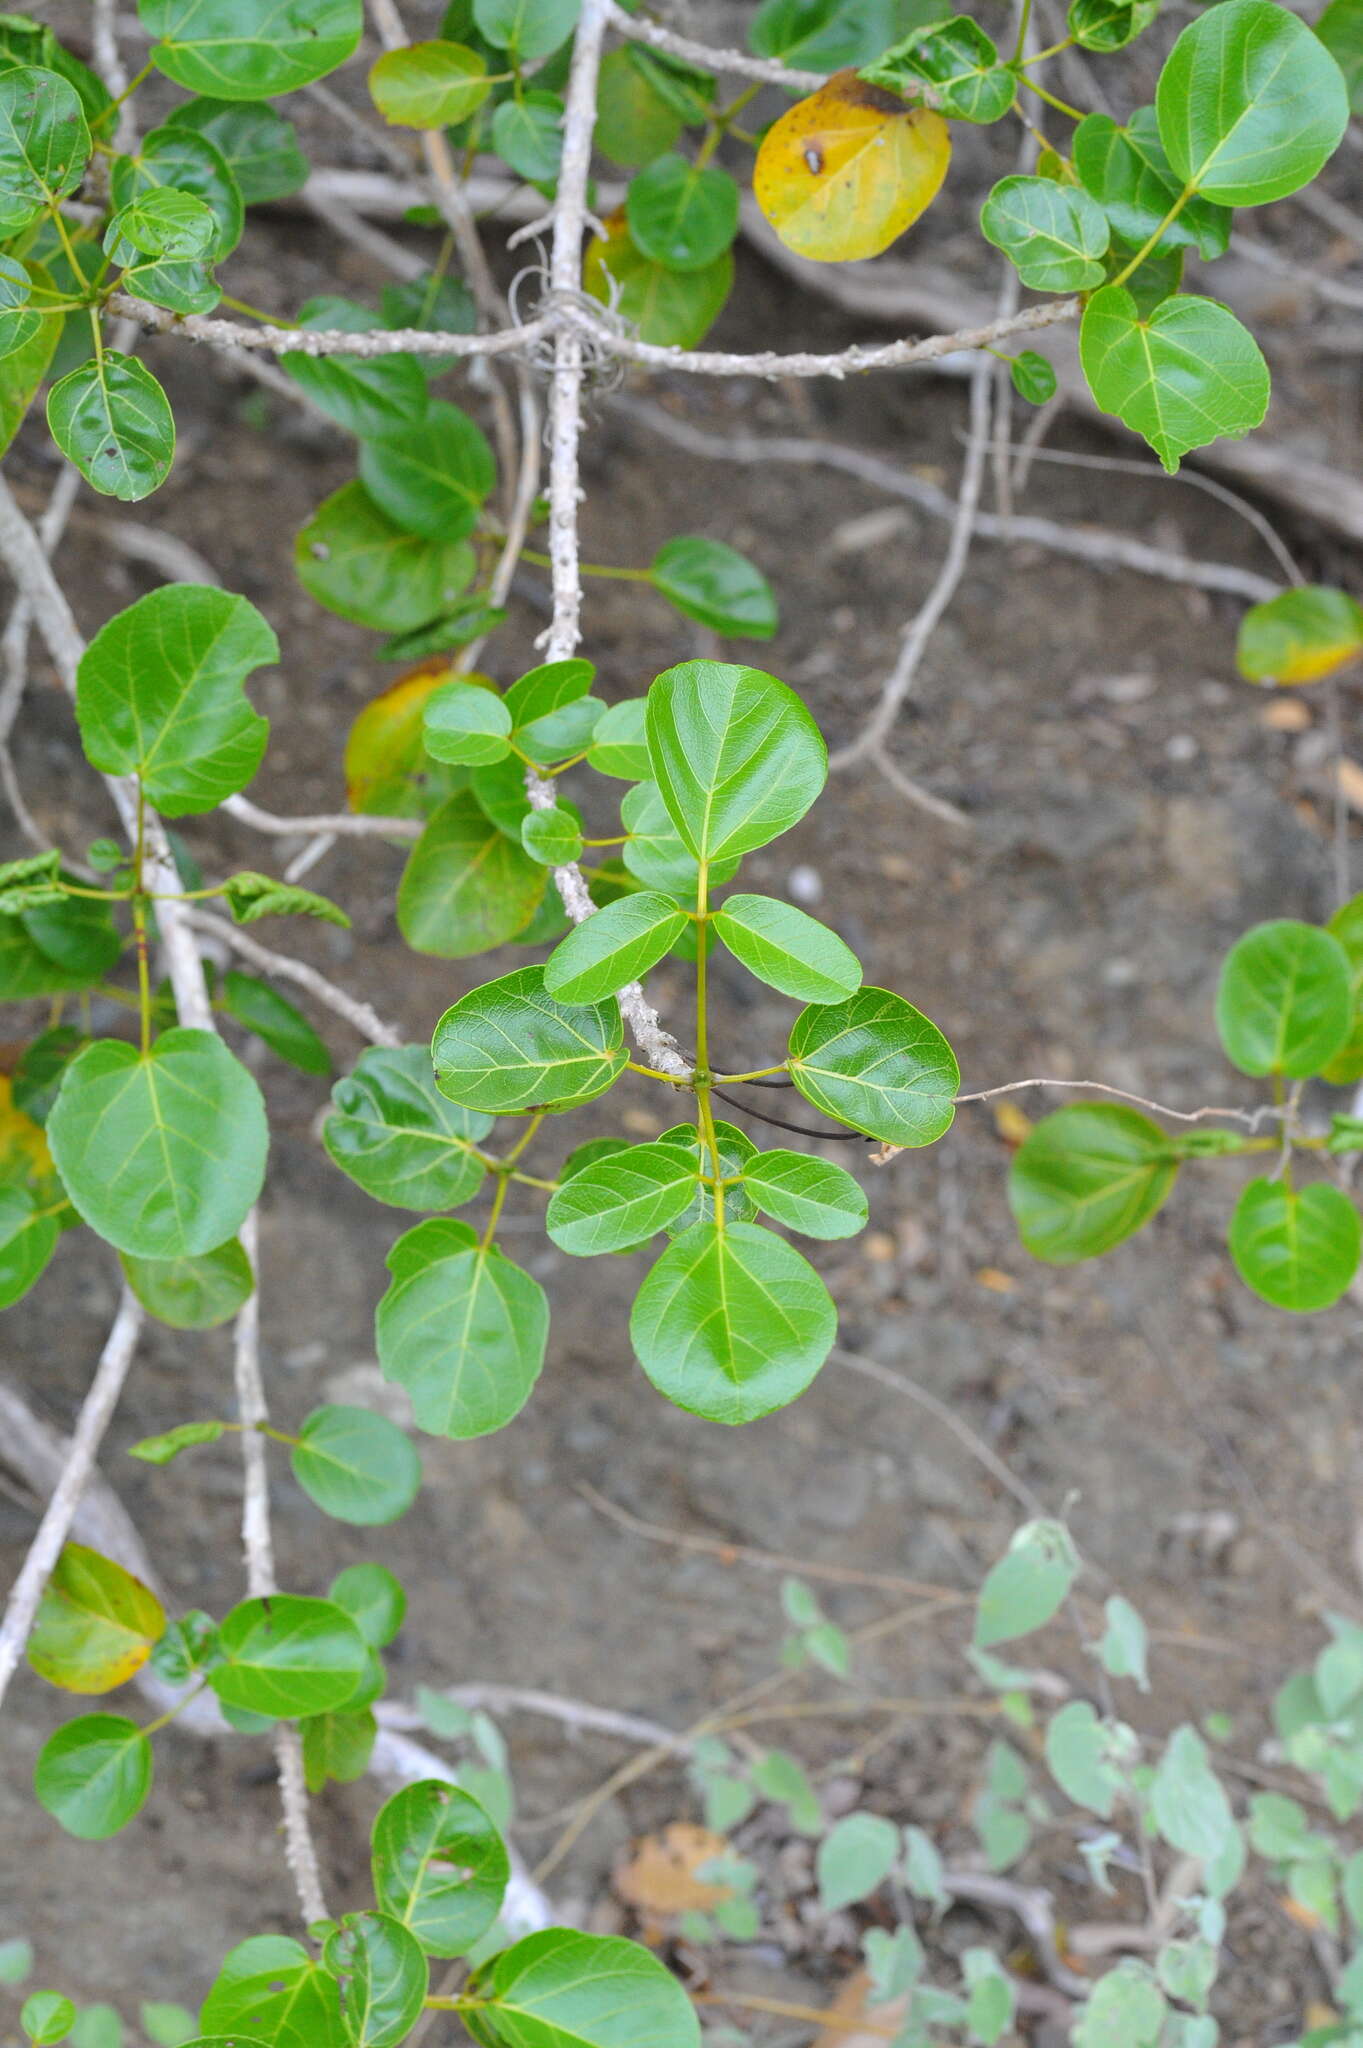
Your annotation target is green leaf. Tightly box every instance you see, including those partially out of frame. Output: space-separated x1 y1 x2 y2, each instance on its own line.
1072 1961 1166 2048
110 124 243 258
981 174 1109 290
33 1715 152 1840
1099 1594 1150 1689
397 792 545 958
491 91 562 182
21 1993 76 2046
376 1218 547 1436
1079 286 1268 474
147 1612 220 1686
741 1149 868 1240
817 1812 899 1911
141 0 364 99
301 1707 377 1793
620 782 731 897
0 1188 59 1309
28 1542 166 1694
105 187 217 261
283 300 427 439
0 271 58 457
371 1780 509 1956
220 872 350 929
787 987 958 1146
325 1045 492 1211
473 0 580 61
210 1594 369 1719
0 890 120 998
504 658 596 753
291 1404 422 1525
1010 350 1057 404
1156 0 1349 206
220 970 330 1076
1150 1725 1237 1860
127 1419 227 1464
584 219 731 348
0 1937 32 1986
1318 0 1363 113
645 660 826 868
660 1119 759 1231
370 39 488 127
1044 1700 1121 1817
543 892 687 1004
0 66 89 237
751 1747 822 1833
712 894 860 1005
323 1912 427 2046
1073 109 1231 262
521 806 583 866
330 1562 406 1647
139 2006 196 2048
121 1240 254 1329
469 1929 699 2048
47 354 175 502
1009 1104 1177 1263
69 2006 122 2048
974 1519 1079 1647
594 47 685 167
431 964 626 1114
631 1219 836 1424
587 699 649 779
860 16 1016 122
1215 919 1352 1077
648 536 776 640
1068 0 1159 52
49 1030 267 1260
165 97 308 203
360 400 496 544
545 1140 699 1255
200 1936 349 2048
626 154 739 272
75 585 275 813
1237 585 1363 687
422 681 512 766
1228 1177 1360 1312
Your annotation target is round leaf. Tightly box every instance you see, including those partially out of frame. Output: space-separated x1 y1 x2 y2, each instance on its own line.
291 1404 422 1526
1073 109 1231 263
422 680 511 767
209 1594 369 1718
543 892 688 1004
165 97 308 204
323 1912 427 2047
1318 0 1363 114
76 585 275 814
1079 286 1269 474
583 209 731 346
296 483 474 632
21 1994 76 2047
370 40 488 127
974 1519 1079 1647
473 0 580 60
521 806 583 866
283 300 426 438
818 1812 900 1911
741 1149 867 1240
1009 1104 1178 1263
490 92 563 182
34 1715 152 1840
1228 1177 1361 1312
141 0 364 99
645 660 826 868
754 74 950 262
587 698 649 779
712 894 861 1005
1068 0 1159 52
631 1219 837 1424
377 1220 548 1437
787 988 958 1146
397 793 545 958
325 1044 492 1211
110 124 243 258
49 1031 267 1259
862 17 1015 122
360 400 496 544
594 47 685 167
980 174 1109 291
47 354 175 502
28 1543 166 1694
1237 585 1363 686
546 1140 699 1255
431 964 626 1115
200 1937 348 2048
469 1928 699 2048
371 1780 509 1956
627 153 738 271
1156 0 1349 206
0 66 90 237
649 537 776 640
329 1563 407 1648
1215 920 1352 1077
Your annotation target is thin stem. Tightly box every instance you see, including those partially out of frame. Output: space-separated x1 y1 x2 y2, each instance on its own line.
219 293 298 327
520 545 651 583
627 1060 691 1084
1011 0 1034 65
499 1112 544 1170
481 1173 511 1249
1107 185 1194 288
140 1679 208 1740
133 785 150 1055
715 1064 789 1085
1015 72 1086 119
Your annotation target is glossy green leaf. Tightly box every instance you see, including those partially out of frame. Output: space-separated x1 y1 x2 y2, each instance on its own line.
980 174 1109 290
1068 0 1158 51
0 890 120 996
371 1779 509 1956
712 894 860 1005
301 1706 377 1794
587 698 648 779
75 585 275 814
1228 1178 1361 1312
787 987 957 1146
1009 1104 1177 1263
660 1119 758 1232
974 1519 1080 1647
545 1141 699 1255
1073 109 1231 262
110 124 243 257
0 274 58 456
431 964 626 1114
370 39 488 126
69 2005 124 2048
0 1187 59 1308
104 187 217 261
469 1928 699 2048
28 1543 166 1694
330 1562 406 1648
645 661 826 868
631 1219 837 1424
398 792 544 958
297 483 474 633
543 892 687 1004
325 1045 492 1211
140 2007 198 2047
520 806 583 865
1322 892 1363 1085
620 782 725 896
741 1149 867 1240
165 97 308 203
23 1994 77 2047
1215 919 1352 1077
323 1912 427 2047
818 1811 900 1911
200 1936 349 2048
291 1404 422 1526
33 1715 152 1839
47 354 175 502
360 401 496 544
491 91 562 181
283 299 426 437
128 1420 227 1464
376 1217 547 1436
583 213 732 347
1237 585 1363 687
1318 0 1363 113
220 970 330 1076
754 0 952 68
1156 0 1349 206
1079 286 1269 474
422 680 512 766
120 1238 254 1329
141 0 364 99
210 1595 369 1719
861 15 1016 122
649 536 776 640
627 154 739 272
49 1031 268 1259
0 66 89 237
474 0 580 60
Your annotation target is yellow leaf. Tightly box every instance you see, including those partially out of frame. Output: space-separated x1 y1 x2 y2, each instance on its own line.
992 1099 1032 1146
753 71 950 264
27 1543 166 1695
344 661 494 816
0 1073 57 1196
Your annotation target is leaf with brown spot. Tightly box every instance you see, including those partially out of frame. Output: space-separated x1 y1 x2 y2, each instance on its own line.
753 72 950 263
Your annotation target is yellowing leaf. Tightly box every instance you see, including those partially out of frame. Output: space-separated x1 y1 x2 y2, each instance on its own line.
1237 585 1363 687
0 1073 57 1195
344 661 494 816
27 1543 166 1694
753 71 950 263
583 207 733 347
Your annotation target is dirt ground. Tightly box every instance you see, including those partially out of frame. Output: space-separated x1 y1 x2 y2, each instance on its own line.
4 41 1363 2041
